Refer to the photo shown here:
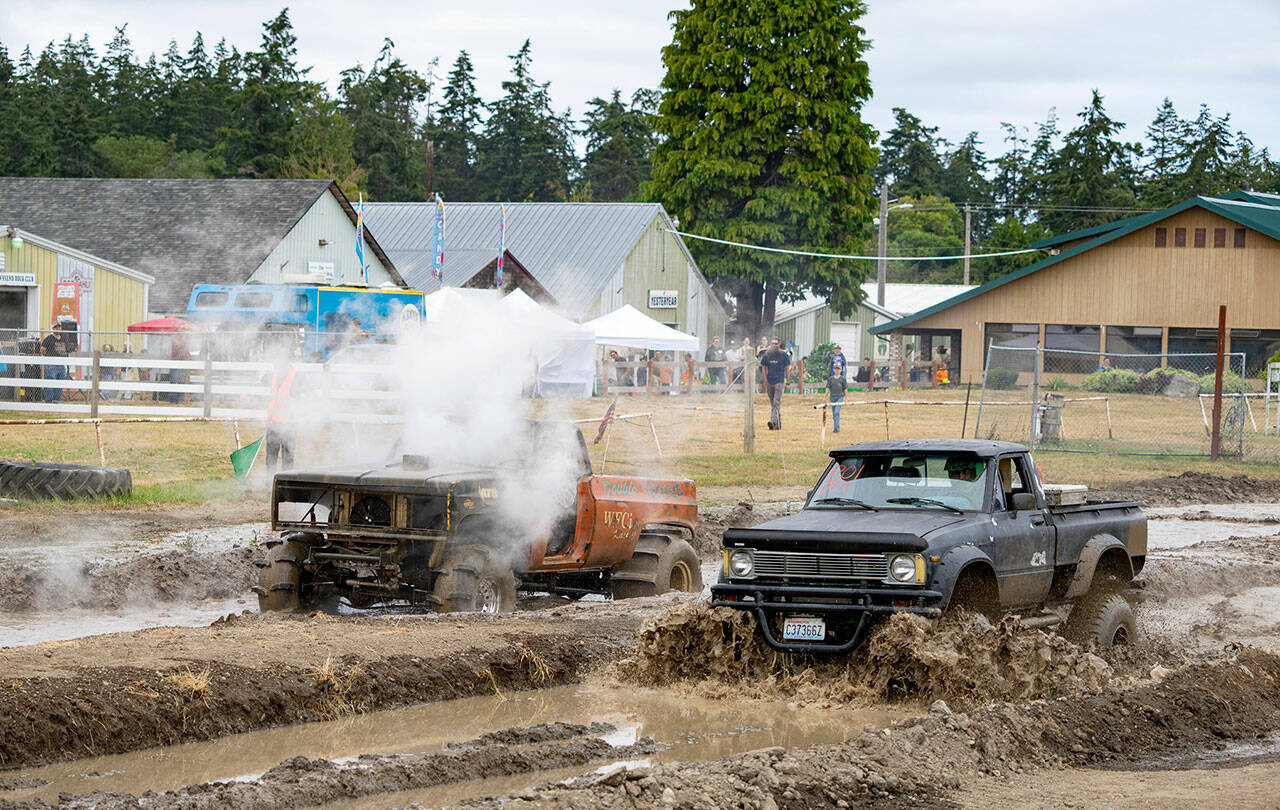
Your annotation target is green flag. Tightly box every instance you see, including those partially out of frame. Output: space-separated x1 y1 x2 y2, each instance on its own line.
230 436 264 483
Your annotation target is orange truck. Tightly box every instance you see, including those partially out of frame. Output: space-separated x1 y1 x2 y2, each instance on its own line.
255 421 701 613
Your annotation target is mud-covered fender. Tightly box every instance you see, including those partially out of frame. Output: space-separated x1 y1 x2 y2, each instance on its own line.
932 544 999 609
1064 534 1134 600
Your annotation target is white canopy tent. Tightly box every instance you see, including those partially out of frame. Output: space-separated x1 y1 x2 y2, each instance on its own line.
422 287 595 398
583 304 700 352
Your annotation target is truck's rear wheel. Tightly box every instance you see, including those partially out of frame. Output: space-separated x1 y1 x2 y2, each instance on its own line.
254 535 311 612
432 547 516 614
611 532 702 599
1067 592 1136 649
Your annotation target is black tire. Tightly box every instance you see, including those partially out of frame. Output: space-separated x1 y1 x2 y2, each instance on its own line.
0 461 132 501
432 546 517 614
948 567 1000 620
253 535 310 612
611 532 703 599
1067 592 1137 649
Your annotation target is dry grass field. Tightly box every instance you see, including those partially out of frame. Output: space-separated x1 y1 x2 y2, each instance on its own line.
2 386 1278 507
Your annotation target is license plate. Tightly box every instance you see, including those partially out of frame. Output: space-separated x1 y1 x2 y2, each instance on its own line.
782 616 826 641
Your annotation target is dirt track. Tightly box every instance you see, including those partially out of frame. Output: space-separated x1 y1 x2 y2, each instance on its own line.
2 471 1280 808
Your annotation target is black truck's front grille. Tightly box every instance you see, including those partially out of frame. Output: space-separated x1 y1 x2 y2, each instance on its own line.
752 550 888 580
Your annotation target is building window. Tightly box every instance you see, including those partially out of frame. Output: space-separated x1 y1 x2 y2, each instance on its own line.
983 323 1037 371
1106 326 1163 370
1194 228 1206 248
1167 327 1220 373
1174 228 1187 247
1229 329 1280 377
1234 228 1246 248
1044 324 1100 373
1154 227 1167 247
1214 228 1226 248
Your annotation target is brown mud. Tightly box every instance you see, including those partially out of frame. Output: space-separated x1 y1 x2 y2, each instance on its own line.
1094 471 1280 507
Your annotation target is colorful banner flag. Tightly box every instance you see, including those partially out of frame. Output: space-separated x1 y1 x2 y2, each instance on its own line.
496 204 505 288
431 194 445 282
594 395 618 444
355 192 367 284
230 435 264 483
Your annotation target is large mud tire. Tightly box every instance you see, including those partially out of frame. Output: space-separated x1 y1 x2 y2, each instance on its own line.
432 546 517 614
1067 591 1136 649
0 461 131 501
253 536 310 613
611 532 702 600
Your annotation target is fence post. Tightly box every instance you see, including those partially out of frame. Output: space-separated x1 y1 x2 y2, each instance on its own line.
647 357 655 394
1029 344 1042 446
89 350 101 419
973 343 993 438
202 336 213 418
1210 305 1226 461
743 360 755 453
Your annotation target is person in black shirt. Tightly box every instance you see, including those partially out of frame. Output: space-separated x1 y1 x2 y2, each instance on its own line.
40 327 69 404
760 337 791 429
704 336 726 387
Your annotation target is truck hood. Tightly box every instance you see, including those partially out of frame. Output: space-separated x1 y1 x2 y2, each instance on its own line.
274 463 498 494
723 508 969 553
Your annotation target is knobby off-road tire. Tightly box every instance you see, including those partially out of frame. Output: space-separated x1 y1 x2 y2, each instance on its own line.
0 461 132 501
253 535 311 612
610 531 703 599
432 546 517 614
1067 591 1137 649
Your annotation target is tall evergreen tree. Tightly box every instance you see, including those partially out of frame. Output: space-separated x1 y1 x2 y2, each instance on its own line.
1138 97 1185 205
1040 92 1135 233
645 0 878 338
990 122 1031 218
876 108 944 198
1177 104 1237 198
580 88 658 201
430 50 484 199
476 40 576 202
339 39 430 200
220 9 308 177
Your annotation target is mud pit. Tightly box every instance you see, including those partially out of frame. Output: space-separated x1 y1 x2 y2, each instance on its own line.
3 473 1280 808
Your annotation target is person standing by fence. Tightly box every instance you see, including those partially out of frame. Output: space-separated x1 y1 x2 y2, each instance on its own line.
761 337 791 430
40 328 68 404
828 344 848 433
265 359 297 472
705 336 726 387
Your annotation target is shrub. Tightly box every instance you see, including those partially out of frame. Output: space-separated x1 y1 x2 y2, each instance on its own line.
985 367 1019 389
1135 369 1173 394
806 342 839 383
1081 368 1139 393
1045 376 1071 391
1198 370 1249 395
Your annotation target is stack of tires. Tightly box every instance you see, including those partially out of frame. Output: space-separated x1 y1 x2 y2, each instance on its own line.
0 461 132 501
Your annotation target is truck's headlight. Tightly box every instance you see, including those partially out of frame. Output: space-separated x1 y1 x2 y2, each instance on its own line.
729 550 754 578
889 554 916 583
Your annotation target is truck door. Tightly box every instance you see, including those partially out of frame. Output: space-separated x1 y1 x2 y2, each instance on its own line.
984 455 1055 607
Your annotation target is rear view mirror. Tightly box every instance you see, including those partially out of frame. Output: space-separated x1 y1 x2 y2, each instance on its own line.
1011 492 1036 511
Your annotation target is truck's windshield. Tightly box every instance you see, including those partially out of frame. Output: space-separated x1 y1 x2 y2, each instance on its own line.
809 453 989 511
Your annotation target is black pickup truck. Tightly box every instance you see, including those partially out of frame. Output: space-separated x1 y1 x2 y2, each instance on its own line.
711 439 1147 653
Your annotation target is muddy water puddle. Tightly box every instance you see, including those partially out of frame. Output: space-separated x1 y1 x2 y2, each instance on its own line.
0 596 251 647
0 680 906 806
1147 517 1280 550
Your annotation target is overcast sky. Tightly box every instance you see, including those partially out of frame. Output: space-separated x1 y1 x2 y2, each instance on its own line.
4 0 1278 163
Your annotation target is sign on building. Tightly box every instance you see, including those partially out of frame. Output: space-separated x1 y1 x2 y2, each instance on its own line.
308 261 336 285
649 289 679 309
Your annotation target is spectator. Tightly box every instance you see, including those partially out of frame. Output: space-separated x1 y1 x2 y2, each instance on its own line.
99 344 116 400
634 351 649 387
760 337 791 430
828 344 848 433
704 336 726 387
40 326 69 404
265 356 298 472
933 346 951 387
854 357 873 386
1097 356 1113 372
168 332 192 404
658 351 675 388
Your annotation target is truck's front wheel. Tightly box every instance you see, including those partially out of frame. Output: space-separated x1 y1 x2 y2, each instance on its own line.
254 535 311 612
1067 592 1136 649
432 547 517 614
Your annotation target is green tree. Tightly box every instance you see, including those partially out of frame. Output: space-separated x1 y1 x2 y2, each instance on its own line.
1138 97 1185 206
876 108 944 198
970 216 1046 284
581 88 658 201
93 133 214 177
430 50 484 199
476 40 576 201
1040 91 1136 233
883 195 964 283
1176 104 1237 198
991 122 1032 219
339 39 431 200
282 85 366 197
219 9 308 177
645 0 878 339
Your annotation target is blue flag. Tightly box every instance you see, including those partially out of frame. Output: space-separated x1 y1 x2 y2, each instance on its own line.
355 192 367 283
432 194 445 282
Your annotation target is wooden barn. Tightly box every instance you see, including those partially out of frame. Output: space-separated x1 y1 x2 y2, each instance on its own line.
871 191 1280 382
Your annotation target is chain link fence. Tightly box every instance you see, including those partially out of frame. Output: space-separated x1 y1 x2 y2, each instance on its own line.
972 345 1280 463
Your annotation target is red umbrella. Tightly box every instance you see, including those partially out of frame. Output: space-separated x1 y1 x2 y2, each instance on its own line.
127 317 199 333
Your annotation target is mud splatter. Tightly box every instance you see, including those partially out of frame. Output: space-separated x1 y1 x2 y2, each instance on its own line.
618 603 1113 707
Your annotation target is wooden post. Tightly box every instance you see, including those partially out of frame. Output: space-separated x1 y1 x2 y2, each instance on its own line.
1211 305 1226 460
202 337 213 418
89 350 101 419
646 356 655 394
648 414 663 456
743 360 755 453
95 420 105 466
1104 397 1113 439
883 400 890 440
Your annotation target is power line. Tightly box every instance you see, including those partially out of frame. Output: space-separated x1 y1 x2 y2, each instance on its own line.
665 229 1044 261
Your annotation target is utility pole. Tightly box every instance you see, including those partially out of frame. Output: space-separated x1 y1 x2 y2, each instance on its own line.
425 140 435 198
963 204 972 285
877 185 888 307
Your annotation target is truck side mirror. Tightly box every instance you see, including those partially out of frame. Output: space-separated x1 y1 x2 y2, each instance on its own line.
1011 492 1036 512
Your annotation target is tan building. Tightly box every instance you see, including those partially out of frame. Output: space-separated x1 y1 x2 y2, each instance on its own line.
871 191 1280 382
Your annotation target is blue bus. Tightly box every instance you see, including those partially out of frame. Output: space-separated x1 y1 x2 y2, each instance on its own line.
186 284 424 359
